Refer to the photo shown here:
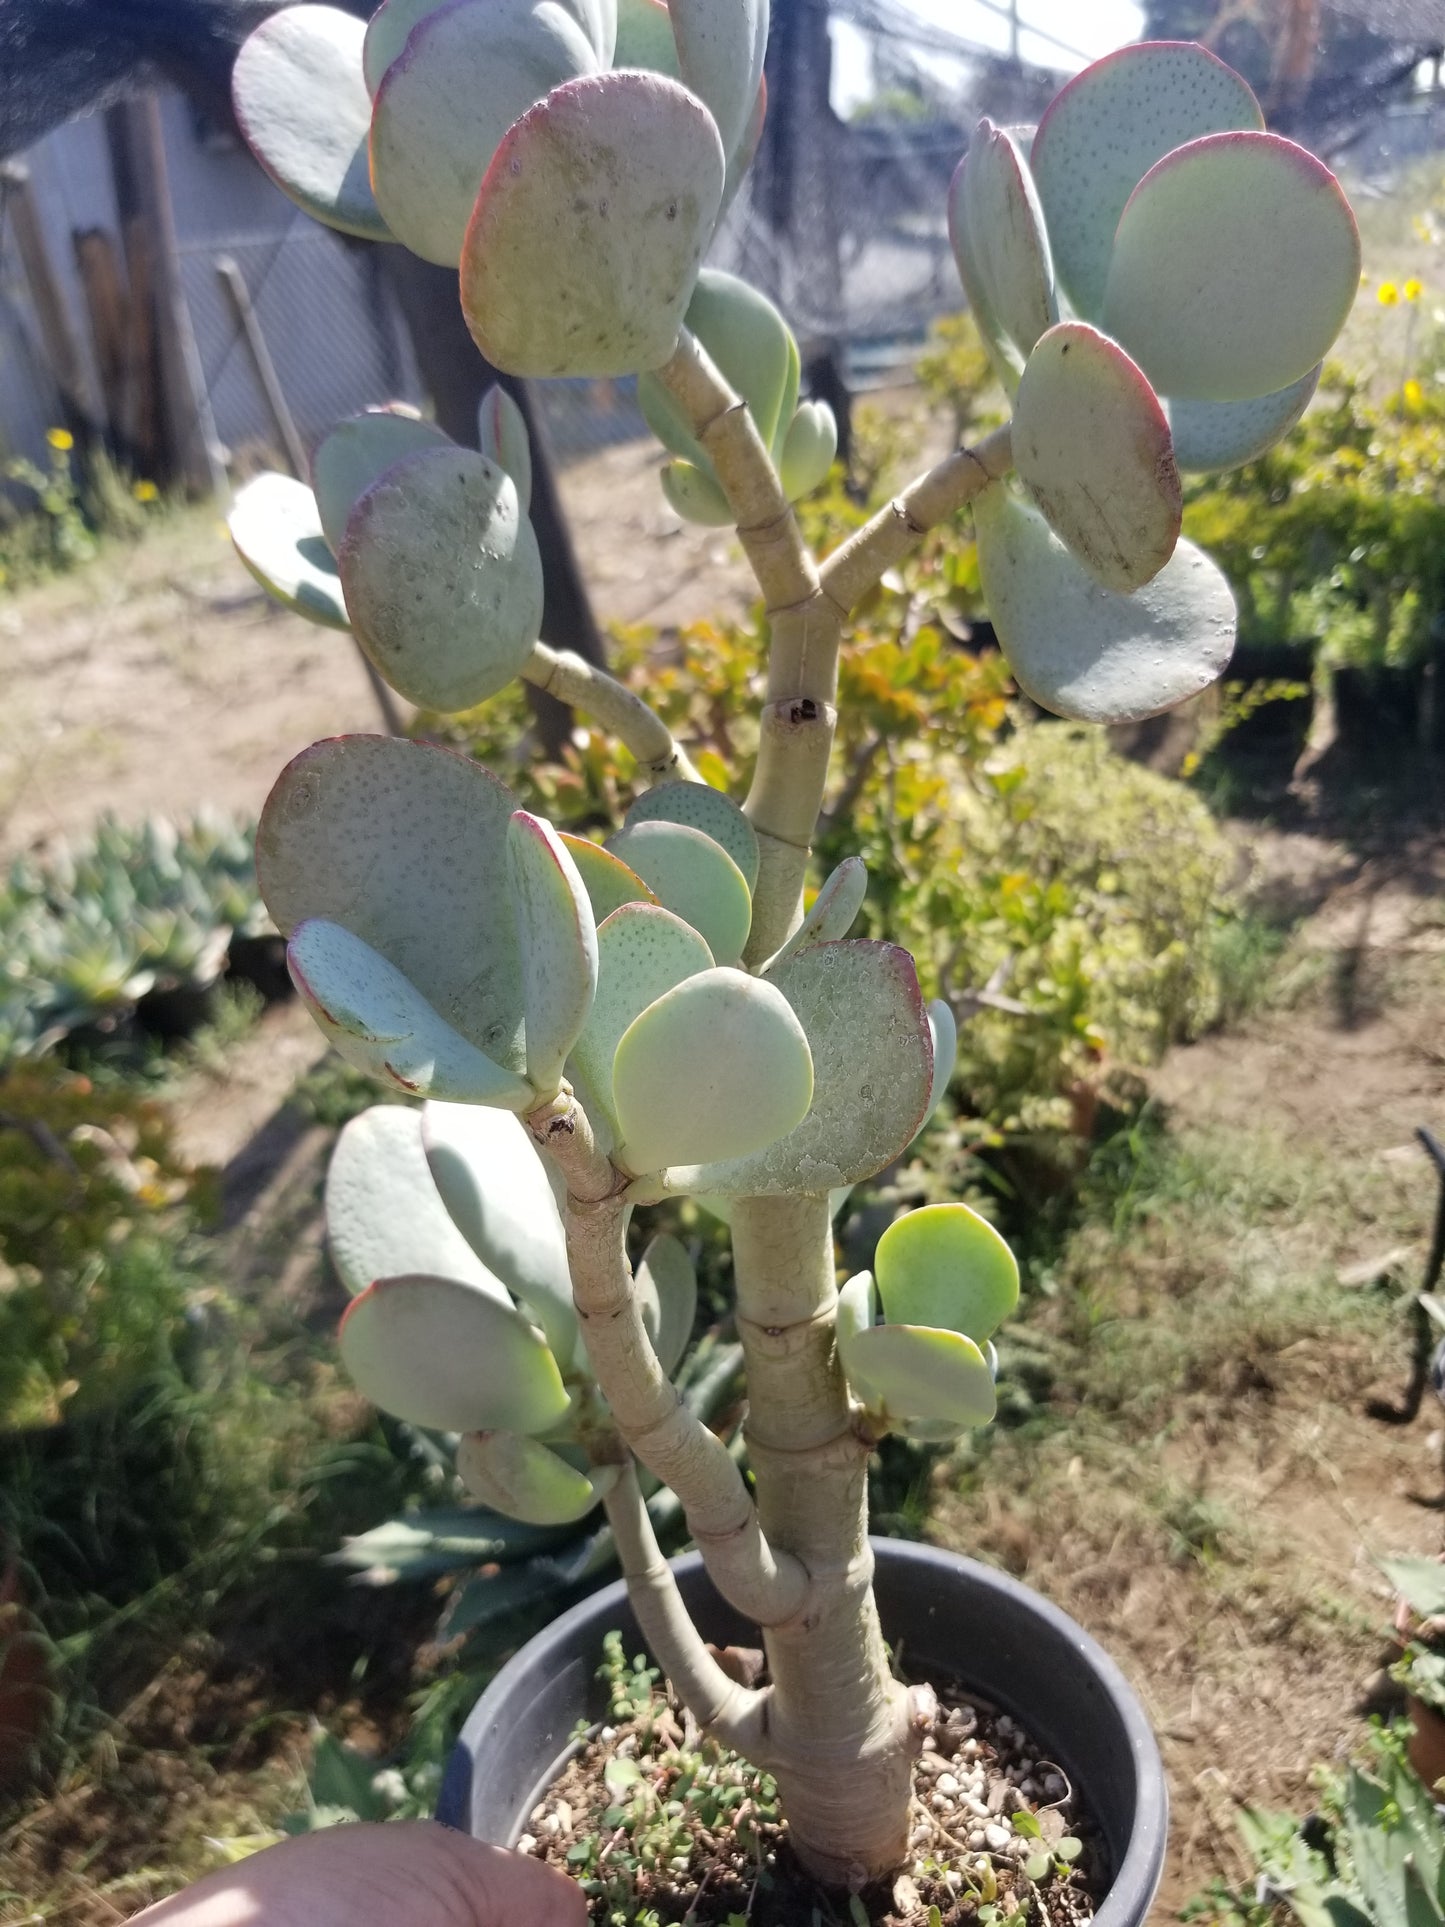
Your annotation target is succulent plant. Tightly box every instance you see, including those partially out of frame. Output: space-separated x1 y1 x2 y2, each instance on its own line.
229 9 1357 1891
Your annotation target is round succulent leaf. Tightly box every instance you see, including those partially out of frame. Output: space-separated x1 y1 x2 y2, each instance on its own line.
973 484 1236 725
633 1232 697 1376
1013 322 1181 594
568 902 714 1141
686 269 796 453
723 75 767 214
623 781 759 892
340 1272 571 1434
663 940 933 1199
312 410 451 555
228 473 349 630
771 325 801 466
456 1431 615 1525
326 1104 510 1302
667 0 765 159
233 6 390 239
371 0 599 267
613 966 813 1177
835 1269 876 1349
506 810 599 1099
1102 132 1361 404
422 1100 575 1359
477 384 534 512
763 855 867 971
924 999 957 1124
258 734 525 1070
1030 42 1263 320
363 0 447 92
948 119 1056 392
779 401 838 502
339 446 543 714
639 370 707 467
875 1203 1019 1345
559 835 657 922
606 821 751 966
614 0 680 75
661 460 732 527
461 72 726 378
1167 364 1321 473
289 919 532 1106
839 1322 996 1430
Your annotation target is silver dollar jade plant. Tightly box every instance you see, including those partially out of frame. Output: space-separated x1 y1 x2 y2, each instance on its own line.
228 3 1359 1888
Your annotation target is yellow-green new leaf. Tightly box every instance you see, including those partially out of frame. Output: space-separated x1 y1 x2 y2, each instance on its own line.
836 1269 876 1349
875 1203 1018 1344
312 410 451 555
457 1432 617 1525
506 810 598 1100
839 1322 996 1431
288 919 532 1107
1013 322 1180 593
661 460 733 527
613 966 812 1176
559 836 657 923
606 820 751 966
228 473 349 630
233 5 391 239
340 1272 571 1434
779 402 838 502
623 780 759 892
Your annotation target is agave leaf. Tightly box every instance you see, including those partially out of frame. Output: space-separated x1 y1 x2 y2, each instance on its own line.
1013 322 1180 593
839 1322 996 1430
614 0 679 74
606 820 751 966
461 72 725 378
339 447 543 713
613 966 813 1176
1103 132 1360 404
507 810 598 1099
477 384 534 512
948 118 1056 393
973 484 1236 724
340 1273 571 1434
763 856 867 970
456 1431 617 1525
423 1100 575 1360
836 1269 876 1348
667 0 765 159
288 919 532 1106
661 460 733 527
232 5 390 240
559 835 657 922
633 1232 697 1376
874 1203 1018 1344
1030 42 1263 320
312 410 451 555
326 1104 511 1302
568 903 714 1142
623 780 759 892
258 735 525 1072
924 999 957 1122
228 473 349 630
779 401 838 502
371 0 598 267
1167 365 1321 473
662 940 933 1199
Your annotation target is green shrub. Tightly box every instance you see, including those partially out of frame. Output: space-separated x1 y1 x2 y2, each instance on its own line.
1 433 161 593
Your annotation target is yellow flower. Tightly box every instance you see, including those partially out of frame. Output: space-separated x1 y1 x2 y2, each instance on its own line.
1405 277 1424 302
1404 378 1425 408
132 478 160 503
46 426 74 451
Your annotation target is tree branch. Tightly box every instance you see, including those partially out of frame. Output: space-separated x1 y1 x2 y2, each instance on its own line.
521 641 701 787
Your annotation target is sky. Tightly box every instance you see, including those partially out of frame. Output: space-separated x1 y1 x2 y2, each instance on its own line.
830 0 1147 112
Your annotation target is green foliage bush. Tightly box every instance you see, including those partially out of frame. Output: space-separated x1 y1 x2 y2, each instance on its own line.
0 434 159 593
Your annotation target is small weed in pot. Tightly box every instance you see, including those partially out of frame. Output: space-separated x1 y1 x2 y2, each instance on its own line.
226 9 1359 1915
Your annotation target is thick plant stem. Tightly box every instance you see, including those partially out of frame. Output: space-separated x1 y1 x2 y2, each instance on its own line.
521 641 701 786
602 1464 773 1761
728 1194 928 1885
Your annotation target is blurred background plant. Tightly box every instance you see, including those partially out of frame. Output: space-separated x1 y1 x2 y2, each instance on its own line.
1 430 162 592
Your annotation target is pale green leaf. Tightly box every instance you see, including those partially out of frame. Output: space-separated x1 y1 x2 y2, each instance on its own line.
613 0 679 75
613 966 812 1176
924 999 957 1122
633 1232 698 1377
228 473 349 630
780 401 838 502
507 811 598 1099
948 118 1056 392
660 460 732 527
763 856 867 970
667 0 766 159
477 384 534 512
606 820 751 966
874 1203 1019 1343
559 835 657 923
340 1272 571 1433
836 1269 876 1348
1167 365 1321 473
839 1323 997 1430
312 410 450 556
461 72 725 378
623 780 759 893
456 1431 616 1525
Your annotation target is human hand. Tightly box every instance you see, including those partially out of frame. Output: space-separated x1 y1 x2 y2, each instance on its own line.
130 1822 587 1926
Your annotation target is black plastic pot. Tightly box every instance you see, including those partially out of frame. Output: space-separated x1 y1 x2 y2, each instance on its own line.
438 1539 1167 1926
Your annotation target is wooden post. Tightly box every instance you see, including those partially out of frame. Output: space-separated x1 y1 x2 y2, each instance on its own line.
215 252 309 477
72 227 129 439
0 160 96 429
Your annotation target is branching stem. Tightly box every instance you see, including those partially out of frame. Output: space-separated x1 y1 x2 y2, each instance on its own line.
522 640 700 786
